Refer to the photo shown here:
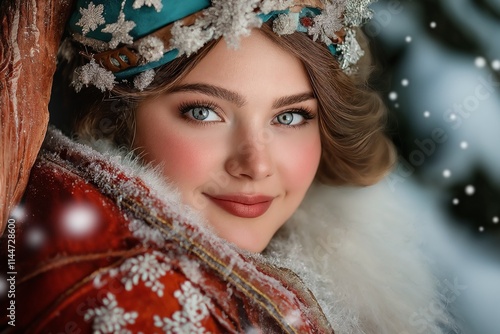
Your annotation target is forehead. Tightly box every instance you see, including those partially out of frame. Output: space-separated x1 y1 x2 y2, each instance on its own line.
179 29 312 95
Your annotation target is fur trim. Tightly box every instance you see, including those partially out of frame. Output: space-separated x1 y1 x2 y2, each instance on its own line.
78 134 449 334
266 182 450 333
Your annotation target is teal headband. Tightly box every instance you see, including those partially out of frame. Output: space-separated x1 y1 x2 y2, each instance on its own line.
68 0 374 91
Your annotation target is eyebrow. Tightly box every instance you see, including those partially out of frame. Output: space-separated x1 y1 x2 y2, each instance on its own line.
169 83 246 107
170 83 316 109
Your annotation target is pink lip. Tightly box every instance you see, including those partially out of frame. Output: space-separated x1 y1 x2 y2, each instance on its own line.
204 193 275 218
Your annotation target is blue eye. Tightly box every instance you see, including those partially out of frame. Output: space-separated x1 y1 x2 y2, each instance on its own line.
274 111 314 126
180 104 222 122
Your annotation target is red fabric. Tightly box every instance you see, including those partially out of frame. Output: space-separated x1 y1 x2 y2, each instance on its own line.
0 131 333 333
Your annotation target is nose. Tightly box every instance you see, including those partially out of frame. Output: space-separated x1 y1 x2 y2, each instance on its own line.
225 128 274 180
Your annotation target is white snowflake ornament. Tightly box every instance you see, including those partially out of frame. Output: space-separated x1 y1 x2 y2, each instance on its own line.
102 11 136 49
344 0 374 26
308 3 345 45
338 29 365 71
72 59 116 92
76 2 105 35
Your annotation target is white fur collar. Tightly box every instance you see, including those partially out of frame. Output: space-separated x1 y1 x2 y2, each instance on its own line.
75 133 449 334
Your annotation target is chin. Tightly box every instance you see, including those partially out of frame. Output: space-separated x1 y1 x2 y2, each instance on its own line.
228 233 272 253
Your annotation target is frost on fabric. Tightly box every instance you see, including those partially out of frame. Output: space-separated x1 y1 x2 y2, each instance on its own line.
128 218 165 247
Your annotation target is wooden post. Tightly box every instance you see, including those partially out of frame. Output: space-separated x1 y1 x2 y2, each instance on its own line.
0 0 75 233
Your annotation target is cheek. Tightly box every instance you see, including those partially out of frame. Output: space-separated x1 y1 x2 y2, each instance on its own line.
135 120 216 187
277 133 322 189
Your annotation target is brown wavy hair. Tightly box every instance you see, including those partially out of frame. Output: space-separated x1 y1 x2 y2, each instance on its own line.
70 22 395 186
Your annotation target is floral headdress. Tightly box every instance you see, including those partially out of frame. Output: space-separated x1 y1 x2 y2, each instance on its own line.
68 0 375 92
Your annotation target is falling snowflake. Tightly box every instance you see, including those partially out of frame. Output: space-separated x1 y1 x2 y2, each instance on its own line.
72 59 116 92
338 29 365 70
102 11 136 49
118 251 172 297
76 2 105 35
475 57 487 68
84 293 138 334
344 0 374 26
308 3 345 45
388 91 398 101
465 185 475 196
153 281 212 334
132 0 163 12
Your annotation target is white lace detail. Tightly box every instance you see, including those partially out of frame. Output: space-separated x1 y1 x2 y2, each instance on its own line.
84 293 138 334
153 281 213 334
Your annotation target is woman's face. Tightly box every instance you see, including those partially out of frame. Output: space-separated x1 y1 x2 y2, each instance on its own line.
134 29 321 252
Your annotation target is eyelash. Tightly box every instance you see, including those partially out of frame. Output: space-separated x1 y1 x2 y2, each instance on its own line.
178 100 316 128
178 100 222 126
273 108 316 129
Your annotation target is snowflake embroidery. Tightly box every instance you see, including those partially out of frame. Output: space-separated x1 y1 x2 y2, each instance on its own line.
76 1 105 35
119 251 172 297
101 3 136 49
72 59 116 92
133 0 163 12
84 293 138 334
338 29 365 71
344 0 374 26
153 281 212 334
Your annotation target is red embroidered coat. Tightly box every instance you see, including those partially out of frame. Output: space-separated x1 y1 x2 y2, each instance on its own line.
0 129 333 333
